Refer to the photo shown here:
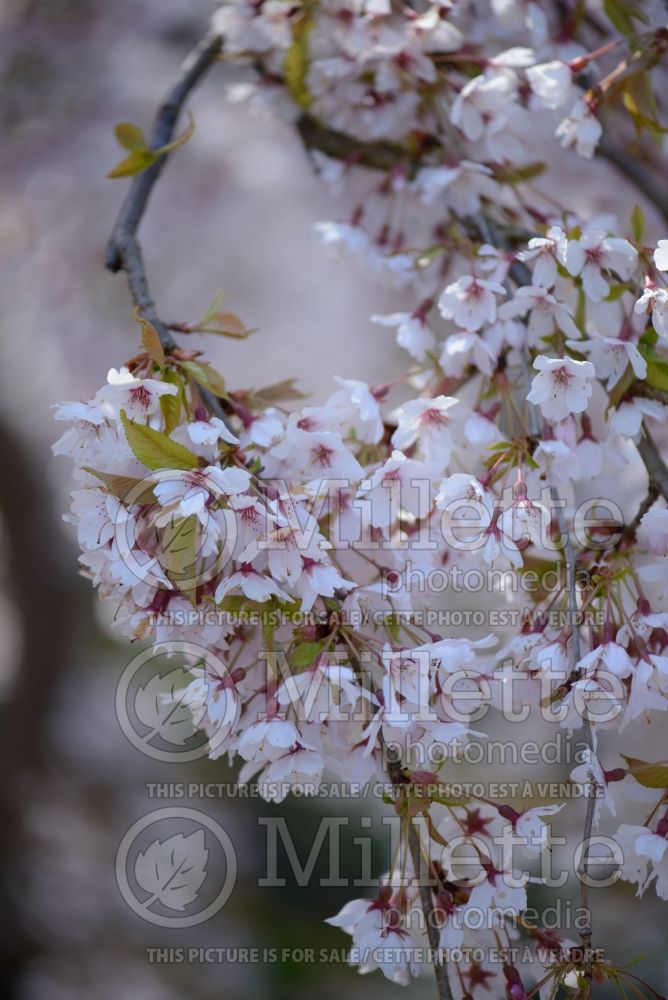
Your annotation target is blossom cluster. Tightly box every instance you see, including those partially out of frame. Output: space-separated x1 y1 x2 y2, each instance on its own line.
55 1 668 995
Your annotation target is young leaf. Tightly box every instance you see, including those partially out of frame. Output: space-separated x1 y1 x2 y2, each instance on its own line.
160 369 184 435
638 343 668 392
180 359 228 399
603 0 647 39
161 514 198 578
284 17 313 109
631 205 645 243
262 619 278 676
107 111 195 179
120 410 199 470
621 755 668 789
140 318 166 366
114 122 148 151
606 362 636 411
200 289 226 326
82 467 156 503
291 641 325 669
492 161 546 185
202 311 253 339
107 148 157 179
253 378 307 403
575 288 586 332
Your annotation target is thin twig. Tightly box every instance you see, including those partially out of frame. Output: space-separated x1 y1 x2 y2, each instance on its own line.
516 274 596 993
106 29 223 282
598 136 668 225
406 824 455 1000
625 484 660 539
297 113 429 176
637 423 668 503
630 382 668 405
105 29 231 422
387 757 454 1000
549 475 596 986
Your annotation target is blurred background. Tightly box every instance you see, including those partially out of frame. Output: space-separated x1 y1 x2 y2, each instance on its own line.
0 0 667 997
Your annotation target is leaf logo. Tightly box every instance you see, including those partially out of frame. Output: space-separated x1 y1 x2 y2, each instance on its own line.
134 830 208 911
134 669 196 747
117 807 237 926
117 642 232 762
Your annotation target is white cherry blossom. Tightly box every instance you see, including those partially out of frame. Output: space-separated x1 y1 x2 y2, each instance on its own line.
438 274 506 331
94 366 178 420
565 231 637 302
526 354 595 422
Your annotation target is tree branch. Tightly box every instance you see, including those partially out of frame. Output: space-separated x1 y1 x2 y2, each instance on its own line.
105 29 232 422
296 113 429 176
598 136 668 225
515 277 596 994
406 823 455 1000
106 29 223 282
625 483 659 539
637 423 668 503
387 757 454 1000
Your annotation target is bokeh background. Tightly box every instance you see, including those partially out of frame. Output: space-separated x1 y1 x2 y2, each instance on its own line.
1 0 667 997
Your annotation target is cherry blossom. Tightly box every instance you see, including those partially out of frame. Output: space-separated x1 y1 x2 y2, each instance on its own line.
437 275 506 332
526 355 595 422
391 395 459 465
94 365 178 420
516 226 567 288
565 230 638 302
53 5 668 994
372 310 436 363
555 98 602 158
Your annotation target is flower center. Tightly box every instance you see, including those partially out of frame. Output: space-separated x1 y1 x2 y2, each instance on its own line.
311 444 334 468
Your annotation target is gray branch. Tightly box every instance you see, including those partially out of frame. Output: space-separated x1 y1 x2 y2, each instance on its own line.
105 29 231 423
637 423 668 502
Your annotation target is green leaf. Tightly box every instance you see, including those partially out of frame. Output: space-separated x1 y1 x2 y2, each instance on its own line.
200 311 253 339
107 148 157 179
430 794 471 807
120 410 199 470
107 112 195 179
139 318 166 366
638 343 668 391
161 514 198 576
621 755 668 788
605 282 633 301
216 595 249 612
385 614 401 644
201 289 227 327
492 161 546 185
291 641 325 669
263 620 278 676
160 369 184 435
575 288 586 332
622 67 666 144
623 90 668 142
631 205 645 243
114 122 148 151
606 363 636 410
603 0 647 39
82 467 156 503
161 514 199 604
284 17 313 109
253 378 307 403
180 360 228 399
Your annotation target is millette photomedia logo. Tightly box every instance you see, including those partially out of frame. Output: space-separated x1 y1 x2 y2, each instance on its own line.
115 807 237 928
